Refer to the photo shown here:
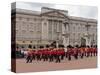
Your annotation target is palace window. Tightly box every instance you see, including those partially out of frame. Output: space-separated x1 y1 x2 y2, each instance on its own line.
30 41 32 43
27 18 30 21
19 17 22 20
34 18 37 21
23 41 25 43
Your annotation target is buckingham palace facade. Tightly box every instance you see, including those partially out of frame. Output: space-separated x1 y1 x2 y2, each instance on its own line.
11 7 97 48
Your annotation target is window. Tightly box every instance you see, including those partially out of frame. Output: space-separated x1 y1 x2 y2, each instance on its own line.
19 17 22 20
30 41 32 43
22 30 26 33
27 18 30 21
23 41 25 43
34 18 37 21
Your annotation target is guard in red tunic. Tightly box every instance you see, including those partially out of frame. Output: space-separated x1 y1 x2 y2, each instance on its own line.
44 46 49 61
93 45 97 56
95 46 97 56
49 47 53 62
55 48 61 63
90 46 93 57
60 47 65 60
41 47 47 61
73 46 78 59
53 48 57 61
86 46 90 57
36 48 41 61
78 46 84 59
32 50 36 60
67 47 72 61
84 46 88 57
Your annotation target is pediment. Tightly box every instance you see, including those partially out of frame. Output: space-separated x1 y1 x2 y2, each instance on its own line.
41 10 67 18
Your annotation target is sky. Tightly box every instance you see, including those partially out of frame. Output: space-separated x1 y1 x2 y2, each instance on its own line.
16 2 98 19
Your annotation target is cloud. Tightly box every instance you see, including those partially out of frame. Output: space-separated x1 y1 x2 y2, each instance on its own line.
16 2 98 19
16 2 54 11
54 4 98 19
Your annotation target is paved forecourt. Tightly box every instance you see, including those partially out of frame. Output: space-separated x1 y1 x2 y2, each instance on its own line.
16 56 97 73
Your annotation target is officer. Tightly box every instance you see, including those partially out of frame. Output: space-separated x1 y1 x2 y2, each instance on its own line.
67 46 72 61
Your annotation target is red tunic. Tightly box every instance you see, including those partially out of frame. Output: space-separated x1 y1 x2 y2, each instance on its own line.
73 48 78 54
61 48 64 54
87 48 90 52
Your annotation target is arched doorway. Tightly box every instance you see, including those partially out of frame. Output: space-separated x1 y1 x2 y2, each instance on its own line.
81 37 86 46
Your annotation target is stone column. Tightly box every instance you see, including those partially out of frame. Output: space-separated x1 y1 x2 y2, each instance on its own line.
66 37 69 47
85 36 91 46
62 36 66 47
62 20 69 47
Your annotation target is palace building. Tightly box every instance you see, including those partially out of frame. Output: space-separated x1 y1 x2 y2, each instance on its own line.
11 7 97 48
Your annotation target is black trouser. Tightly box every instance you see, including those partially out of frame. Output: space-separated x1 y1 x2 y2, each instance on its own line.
93 51 95 56
32 54 35 60
36 54 41 61
43 54 48 61
68 54 71 60
61 54 64 60
56 55 60 63
74 53 78 59
30 56 34 63
54 54 57 60
45 54 48 61
94 51 97 56
90 51 93 57
84 52 87 56
26 55 31 63
49 54 53 62
65 52 68 58
86 52 90 57
42 54 46 61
